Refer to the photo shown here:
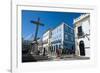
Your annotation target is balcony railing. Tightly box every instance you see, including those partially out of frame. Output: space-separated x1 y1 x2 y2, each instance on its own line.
77 32 84 38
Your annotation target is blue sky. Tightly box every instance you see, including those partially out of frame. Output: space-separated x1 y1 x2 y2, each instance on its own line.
22 10 84 40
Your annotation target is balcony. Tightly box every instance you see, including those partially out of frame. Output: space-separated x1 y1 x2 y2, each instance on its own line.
77 32 84 38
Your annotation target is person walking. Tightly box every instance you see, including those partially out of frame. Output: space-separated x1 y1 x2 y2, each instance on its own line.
43 48 46 56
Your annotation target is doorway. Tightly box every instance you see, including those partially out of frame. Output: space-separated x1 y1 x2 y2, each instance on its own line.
79 40 85 56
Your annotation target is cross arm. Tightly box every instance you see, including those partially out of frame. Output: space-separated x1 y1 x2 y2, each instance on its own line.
30 20 44 26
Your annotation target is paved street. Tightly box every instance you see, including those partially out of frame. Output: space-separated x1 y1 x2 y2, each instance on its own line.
22 54 37 62
22 54 52 62
22 53 90 62
48 55 90 61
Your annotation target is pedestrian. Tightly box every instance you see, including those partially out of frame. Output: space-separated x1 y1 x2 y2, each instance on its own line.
43 48 46 56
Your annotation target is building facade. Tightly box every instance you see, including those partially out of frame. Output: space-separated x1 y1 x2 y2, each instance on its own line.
50 22 75 56
42 30 52 56
37 38 43 55
74 14 90 57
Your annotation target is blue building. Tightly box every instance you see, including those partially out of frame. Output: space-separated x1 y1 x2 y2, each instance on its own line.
50 22 75 55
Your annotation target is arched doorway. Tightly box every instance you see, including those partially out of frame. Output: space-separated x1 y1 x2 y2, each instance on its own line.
79 40 85 56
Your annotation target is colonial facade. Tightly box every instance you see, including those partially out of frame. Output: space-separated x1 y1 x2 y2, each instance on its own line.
50 22 75 55
74 14 90 57
37 38 43 55
42 30 52 56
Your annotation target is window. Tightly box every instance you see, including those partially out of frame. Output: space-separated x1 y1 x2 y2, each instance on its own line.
65 34 68 40
71 29 73 33
71 36 73 41
78 26 83 36
56 45 58 49
59 27 61 32
59 45 61 49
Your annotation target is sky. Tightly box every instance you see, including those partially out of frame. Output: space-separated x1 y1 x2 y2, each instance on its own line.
22 10 84 40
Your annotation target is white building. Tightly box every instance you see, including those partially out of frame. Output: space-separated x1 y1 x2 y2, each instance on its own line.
37 38 43 55
42 30 52 56
74 14 90 57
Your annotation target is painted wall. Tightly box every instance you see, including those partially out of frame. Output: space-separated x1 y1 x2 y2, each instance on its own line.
51 22 75 54
74 14 90 57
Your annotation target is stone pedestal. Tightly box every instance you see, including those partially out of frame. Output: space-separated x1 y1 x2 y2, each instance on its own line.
30 43 38 55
